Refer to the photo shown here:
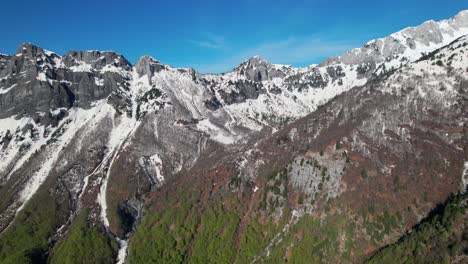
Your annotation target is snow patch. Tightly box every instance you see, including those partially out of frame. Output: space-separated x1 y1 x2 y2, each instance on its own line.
15 102 109 214
150 154 164 183
37 72 47 82
0 84 17 94
196 119 236 144
68 61 93 72
94 77 104 86
98 67 141 229
461 162 468 193
97 113 138 228
101 64 130 77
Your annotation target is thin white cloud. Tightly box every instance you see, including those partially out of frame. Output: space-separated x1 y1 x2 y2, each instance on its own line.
188 32 226 50
250 37 355 64
195 37 358 73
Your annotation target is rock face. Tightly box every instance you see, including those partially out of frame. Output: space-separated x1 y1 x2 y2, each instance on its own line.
0 10 467 264
0 43 132 119
288 148 347 202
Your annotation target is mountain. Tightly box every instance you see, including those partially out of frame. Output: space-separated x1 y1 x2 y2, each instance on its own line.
0 10 467 264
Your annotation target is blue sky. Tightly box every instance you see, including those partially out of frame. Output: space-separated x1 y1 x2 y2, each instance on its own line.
1 0 467 73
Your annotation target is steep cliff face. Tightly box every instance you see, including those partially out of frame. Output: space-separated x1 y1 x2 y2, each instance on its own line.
0 11 467 264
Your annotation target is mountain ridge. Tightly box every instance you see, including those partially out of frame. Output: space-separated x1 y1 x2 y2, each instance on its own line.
1 10 466 75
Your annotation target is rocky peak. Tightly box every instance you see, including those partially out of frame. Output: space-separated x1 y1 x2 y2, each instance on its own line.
134 55 167 78
245 55 271 67
0 54 9 72
15 42 45 58
451 9 468 28
235 55 271 70
0 43 48 79
232 55 290 81
62 50 132 72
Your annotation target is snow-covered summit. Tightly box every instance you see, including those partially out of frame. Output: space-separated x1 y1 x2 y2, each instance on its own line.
321 10 468 76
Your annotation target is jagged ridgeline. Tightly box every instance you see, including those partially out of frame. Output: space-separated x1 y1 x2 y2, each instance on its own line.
0 10 467 264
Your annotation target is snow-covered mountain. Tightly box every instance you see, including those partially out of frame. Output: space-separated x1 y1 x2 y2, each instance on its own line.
0 10 467 264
